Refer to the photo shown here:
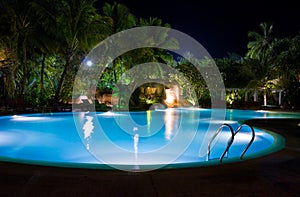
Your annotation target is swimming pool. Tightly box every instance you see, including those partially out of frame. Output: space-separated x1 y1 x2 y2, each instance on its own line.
0 108 294 171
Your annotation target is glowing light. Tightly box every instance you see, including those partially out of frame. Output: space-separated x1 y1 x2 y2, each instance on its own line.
82 115 94 150
86 60 93 66
147 110 151 134
133 127 138 132
164 89 177 107
208 120 238 124
97 111 125 117
12 115 50 122
133 134 139 155
164 108 178 140
235 133 257 143
256 110 270 113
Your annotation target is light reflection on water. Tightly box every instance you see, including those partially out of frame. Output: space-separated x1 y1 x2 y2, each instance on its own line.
79 109 182 153
0 108 295 168
164 108 178 140
82 115 94 150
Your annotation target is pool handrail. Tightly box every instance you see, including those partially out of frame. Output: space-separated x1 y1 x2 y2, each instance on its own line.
207 123 256 163
233 123 255 160
207 123 235 162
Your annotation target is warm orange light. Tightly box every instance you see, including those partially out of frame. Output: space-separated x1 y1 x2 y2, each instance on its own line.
164 108 174 140
164 89 177 107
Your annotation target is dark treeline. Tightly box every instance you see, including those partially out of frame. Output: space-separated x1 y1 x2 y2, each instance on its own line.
0 0 299 110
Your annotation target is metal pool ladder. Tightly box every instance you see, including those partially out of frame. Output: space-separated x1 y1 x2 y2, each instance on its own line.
207 123 255 163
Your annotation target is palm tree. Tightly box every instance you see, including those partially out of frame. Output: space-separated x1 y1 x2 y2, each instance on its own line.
32 0 105 103
270 34 300 107
26 0 63 105
101 2 137 84
246 22 274 77
102 2 137 35
246 22 275 106
0 0 37 98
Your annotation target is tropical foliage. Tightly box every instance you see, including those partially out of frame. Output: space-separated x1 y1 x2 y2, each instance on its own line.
0 0 299 110
216 22 300 108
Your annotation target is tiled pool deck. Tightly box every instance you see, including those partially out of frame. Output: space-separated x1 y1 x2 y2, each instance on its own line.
0 118 299 196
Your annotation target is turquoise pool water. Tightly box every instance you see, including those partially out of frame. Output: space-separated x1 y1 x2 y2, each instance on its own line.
0 108 295 171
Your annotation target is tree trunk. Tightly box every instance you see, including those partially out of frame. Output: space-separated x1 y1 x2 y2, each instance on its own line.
40 53 46 91
113 60 117 84
54 57 70 103
21 43 27 98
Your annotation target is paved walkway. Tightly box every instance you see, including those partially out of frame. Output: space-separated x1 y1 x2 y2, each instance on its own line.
0 118 300 196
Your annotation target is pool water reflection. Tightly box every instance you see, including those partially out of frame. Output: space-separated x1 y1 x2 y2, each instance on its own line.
0 108 295 170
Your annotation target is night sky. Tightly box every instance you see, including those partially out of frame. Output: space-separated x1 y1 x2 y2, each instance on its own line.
98 0 300 58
